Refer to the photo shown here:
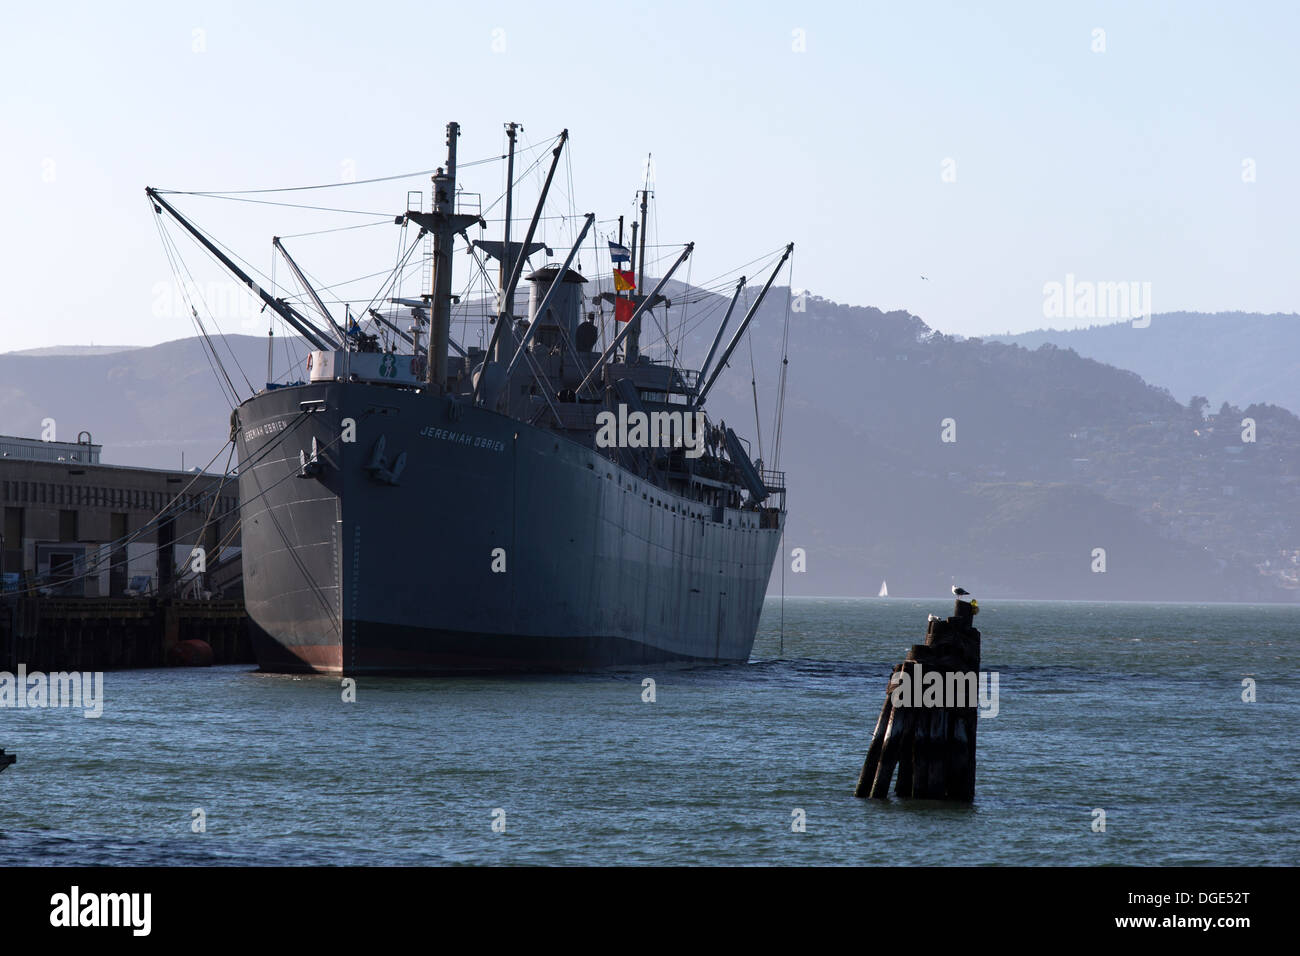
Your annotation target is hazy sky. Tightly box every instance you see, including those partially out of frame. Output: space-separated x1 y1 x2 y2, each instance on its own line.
1 0 1296 352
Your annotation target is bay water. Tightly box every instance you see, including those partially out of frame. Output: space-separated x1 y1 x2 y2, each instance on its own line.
1 598 1296 865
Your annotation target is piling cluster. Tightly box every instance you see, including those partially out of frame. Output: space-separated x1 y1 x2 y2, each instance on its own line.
855 596 982 801
0 598 251 671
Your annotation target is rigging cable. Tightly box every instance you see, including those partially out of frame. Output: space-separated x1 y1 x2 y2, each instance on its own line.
745 285 763 464
151 194 398 217
770 249 795 471
354 229 429 337
589 220 603 351
780 525 785 658
675 254 693 370
150 202 250 403
163 441 238 596
3 432 249 598
277 219 392 241
153 214 235 406
565 134 579 270
151 153 508 197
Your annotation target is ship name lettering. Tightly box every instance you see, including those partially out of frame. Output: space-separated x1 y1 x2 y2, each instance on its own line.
418 425 504 452
243 419 288 442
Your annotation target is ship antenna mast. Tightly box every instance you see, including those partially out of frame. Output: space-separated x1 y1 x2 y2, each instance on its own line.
428 124 458 392
471 129 569 406
626 162 652 364
498 122 519 356
403 123 481 393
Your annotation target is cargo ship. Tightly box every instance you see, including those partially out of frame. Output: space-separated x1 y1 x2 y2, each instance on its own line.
147 122 792 673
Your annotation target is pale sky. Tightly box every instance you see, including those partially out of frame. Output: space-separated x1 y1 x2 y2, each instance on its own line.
1 0 1296 352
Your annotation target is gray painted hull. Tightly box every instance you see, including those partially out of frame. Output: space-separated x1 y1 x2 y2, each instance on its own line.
234 382 783 674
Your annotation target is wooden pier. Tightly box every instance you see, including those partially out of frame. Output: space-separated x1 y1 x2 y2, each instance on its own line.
0 597 254 671
855 596 982 801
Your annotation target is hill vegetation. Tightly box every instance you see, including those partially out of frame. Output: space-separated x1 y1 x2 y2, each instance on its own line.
3 293 1296 601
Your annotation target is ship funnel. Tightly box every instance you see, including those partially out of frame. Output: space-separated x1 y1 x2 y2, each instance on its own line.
527 265 587 349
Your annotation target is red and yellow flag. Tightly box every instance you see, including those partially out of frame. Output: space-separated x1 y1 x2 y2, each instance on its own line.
613 269 636 292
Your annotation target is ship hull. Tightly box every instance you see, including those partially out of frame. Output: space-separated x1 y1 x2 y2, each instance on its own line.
235 382 783 674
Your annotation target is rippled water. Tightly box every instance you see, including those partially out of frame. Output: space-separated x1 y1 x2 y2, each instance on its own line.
1 598 1297 865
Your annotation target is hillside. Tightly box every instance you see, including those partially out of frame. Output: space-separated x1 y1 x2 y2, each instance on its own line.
664 289 1300 601
2 345 141 357
2 294 1297 602
0 335 290 469
986 312 1300 415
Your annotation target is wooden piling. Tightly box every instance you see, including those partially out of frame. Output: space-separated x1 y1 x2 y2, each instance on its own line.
0 596 253 670
855 599 983 802
853 681 895 797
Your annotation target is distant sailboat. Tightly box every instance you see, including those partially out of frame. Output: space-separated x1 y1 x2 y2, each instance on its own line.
878 580 888 597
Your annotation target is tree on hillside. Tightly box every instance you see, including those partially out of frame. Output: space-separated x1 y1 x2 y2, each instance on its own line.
1217 401 1242 421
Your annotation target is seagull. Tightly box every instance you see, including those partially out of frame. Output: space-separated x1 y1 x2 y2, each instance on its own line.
952 586 971 597
920 275 929 281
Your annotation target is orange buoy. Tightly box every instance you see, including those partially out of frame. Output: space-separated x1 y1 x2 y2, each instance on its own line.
166 639 214 667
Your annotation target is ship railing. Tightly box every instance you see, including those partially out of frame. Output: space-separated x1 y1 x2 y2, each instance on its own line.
760 468 786 492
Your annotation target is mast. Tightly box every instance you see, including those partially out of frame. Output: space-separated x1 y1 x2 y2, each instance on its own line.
626 221 638 362
615 214 625 354
502 214 596 380
625 186 651 364
471 130 569 404
408 306 421 358
401 123 483 391
576 242 694 397
499 122 518 349
636 186 649 290
428 125 457 391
